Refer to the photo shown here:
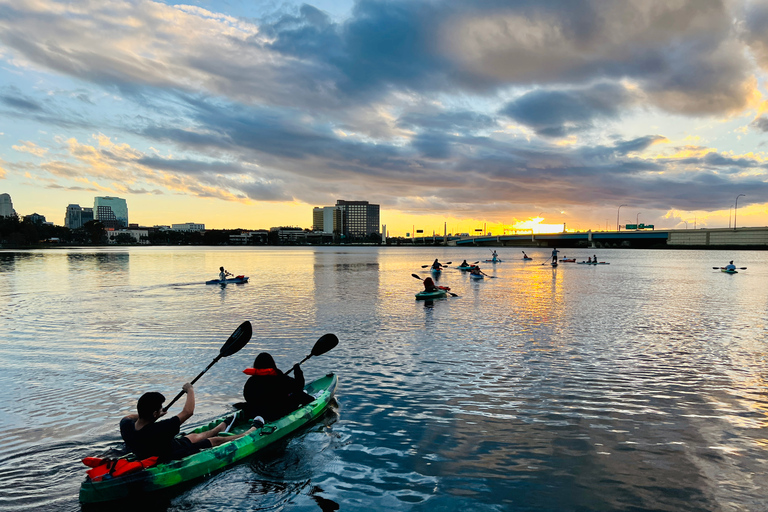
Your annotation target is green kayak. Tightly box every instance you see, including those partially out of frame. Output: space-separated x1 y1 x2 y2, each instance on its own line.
415 289 448 300
79 373 338 504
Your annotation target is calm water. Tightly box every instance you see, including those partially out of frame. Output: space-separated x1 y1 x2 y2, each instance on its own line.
0 246 767 511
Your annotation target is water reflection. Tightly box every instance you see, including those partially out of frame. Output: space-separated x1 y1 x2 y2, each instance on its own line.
2 247 768 511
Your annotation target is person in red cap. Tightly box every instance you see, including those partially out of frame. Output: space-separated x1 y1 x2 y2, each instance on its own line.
242 353 314 422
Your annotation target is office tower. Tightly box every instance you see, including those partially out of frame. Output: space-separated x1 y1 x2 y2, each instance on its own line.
65 204 83 229
335 200 380 239
81 207 94 225
94 196 128 229
0 193 15 217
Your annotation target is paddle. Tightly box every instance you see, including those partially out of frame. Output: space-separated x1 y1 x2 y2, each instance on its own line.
411 273 459 296
163 321 253 412
713 267 747 270
285 333 339 375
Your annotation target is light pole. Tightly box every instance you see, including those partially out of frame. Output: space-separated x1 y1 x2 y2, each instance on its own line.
734 194 745 229
729 205 733 229
636 212 641 229
617 204 627 231
684 220 688 229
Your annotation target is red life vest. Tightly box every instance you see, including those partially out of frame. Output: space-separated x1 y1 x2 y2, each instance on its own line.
82 455 159 481
242 368 279 376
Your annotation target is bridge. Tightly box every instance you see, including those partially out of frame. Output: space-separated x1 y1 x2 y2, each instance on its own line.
395 227 768 249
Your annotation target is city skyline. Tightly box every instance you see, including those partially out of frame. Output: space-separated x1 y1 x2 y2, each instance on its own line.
2 1 768 236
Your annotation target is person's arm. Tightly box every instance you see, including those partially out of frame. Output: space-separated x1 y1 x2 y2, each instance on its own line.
176 382 195 425
290 364 305 389
123 413 139 421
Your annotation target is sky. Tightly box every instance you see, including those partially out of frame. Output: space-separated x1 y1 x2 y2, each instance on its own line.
2 0 768 236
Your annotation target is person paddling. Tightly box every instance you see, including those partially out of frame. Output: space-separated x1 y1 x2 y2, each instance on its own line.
551 248 559 264
725 261 736 271
431 259 443 270
120 383 252 463
522 252 529 260
491 250 498 262
460 260 470 267
422 277 439 292
469 266 488 277
219 266 233 281
242 353 314 422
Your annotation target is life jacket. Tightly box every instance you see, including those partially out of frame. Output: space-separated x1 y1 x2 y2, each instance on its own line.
82 455 159 482
243 367 279 376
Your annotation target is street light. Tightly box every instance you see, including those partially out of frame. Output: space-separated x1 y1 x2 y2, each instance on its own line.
684 220 688 229
734 194 745 229
729 205 733 229
617 204 627 231
636 212 641 229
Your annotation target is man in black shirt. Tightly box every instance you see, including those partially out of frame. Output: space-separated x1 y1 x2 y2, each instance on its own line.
120 382 250 462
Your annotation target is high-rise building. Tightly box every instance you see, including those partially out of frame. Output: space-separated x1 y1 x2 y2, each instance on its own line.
94 196 128 229
335 200 380 239
65 204 83 229
82 207 94 225
312 207 324 231
0 193 15 217
312 206 342 234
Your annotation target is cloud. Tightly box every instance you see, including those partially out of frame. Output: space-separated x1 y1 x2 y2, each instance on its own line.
2 0 768 225
501 83 637 137
12 141 48 157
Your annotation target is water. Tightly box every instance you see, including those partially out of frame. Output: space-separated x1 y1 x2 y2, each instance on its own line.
0 246 766 511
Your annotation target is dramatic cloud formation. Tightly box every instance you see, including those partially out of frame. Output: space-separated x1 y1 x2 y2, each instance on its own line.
0 0 767 232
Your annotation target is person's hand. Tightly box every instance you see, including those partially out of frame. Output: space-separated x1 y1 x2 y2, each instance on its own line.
292 364 302 374
182 382 193 393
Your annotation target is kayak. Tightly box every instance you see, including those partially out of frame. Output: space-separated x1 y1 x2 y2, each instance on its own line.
577 262 610 265
469 273 484 279
430 267 442 274
559 258 575 263
457 265 476 271
205 276 249 285
415 288 448 299
522 257 532 261
721 269 738 274
79 374 338 504
484 259 502 263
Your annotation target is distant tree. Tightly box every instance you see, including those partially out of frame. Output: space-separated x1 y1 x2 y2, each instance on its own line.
80 221 107 245
114 233 135 244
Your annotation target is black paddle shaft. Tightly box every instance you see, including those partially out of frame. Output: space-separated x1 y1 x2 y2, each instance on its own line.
285 333 339 375
163 321 252 412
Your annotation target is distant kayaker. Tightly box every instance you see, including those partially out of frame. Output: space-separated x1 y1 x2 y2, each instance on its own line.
587 256 592 263
460 260 470 267
423 277 439 292
120 383 252 463
431 259 443 270
593 255 597 263
725 261 736 271
470 266 487 277
522 252 528 259
219 266 233 281
242 353 314 422
491 250 498 261
551 248 559 263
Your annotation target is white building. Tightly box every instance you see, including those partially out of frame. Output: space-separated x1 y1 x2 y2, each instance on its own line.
107 228 149 244
172 223 205 232
0 193 15 217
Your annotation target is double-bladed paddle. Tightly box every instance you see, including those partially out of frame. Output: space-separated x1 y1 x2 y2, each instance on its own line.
163 320 253 412
411 273 459 296
421 262 452 268
285 333 339 375
713 266 747 270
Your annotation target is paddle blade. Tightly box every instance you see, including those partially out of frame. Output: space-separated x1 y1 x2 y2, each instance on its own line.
311 333 339 356
412 273 423 280
219 321 252 357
